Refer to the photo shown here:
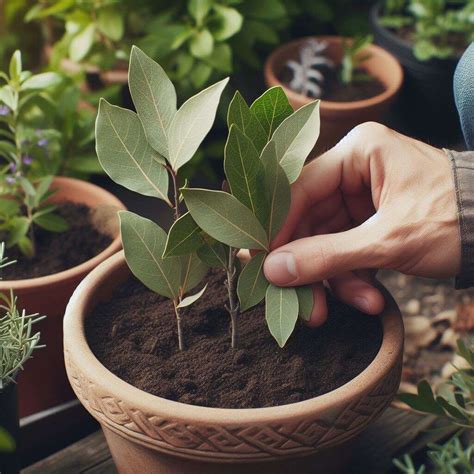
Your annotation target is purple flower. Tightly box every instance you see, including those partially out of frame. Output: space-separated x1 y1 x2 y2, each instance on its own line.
37 138 48 147
0 105 10 116
5 176 16 185
9 163 17 173
22 155 33 166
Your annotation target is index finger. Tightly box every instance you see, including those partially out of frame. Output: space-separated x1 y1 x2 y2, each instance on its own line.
271 146 343 249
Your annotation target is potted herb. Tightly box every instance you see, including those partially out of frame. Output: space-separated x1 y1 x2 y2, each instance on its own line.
0 51 125 417
64 47 404 473
264 35 403 154
369 0 472 143
0 243 42 474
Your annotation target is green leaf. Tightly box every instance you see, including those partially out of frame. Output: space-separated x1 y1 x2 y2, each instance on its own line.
211 5 243 41
183 188 268 250
296 286 313 321
204 43 232 73
265 284 299 347
436 397 469 421
69 24 96 62
271 100 320 183
227 91 266 154
7 216 29 247
197 238 228 268
19 177 36 197
21 72 62 90
0 85 17 111
189 29 214 58
0 427 15 452
168 77 228 171
188 0 212 25
237 252 268 311
224 124 266 223
177 284 207 308
34 176 54 206
190 62 212 89
261 141 291 240
119 211 182 299
18 235 34 257
163 212 204 257
179 252 208 293
0 199 20 217
9 50 21 82
97 6 124 41
129 46 177 158
33 213 69 232
96 99 170 203
250 87 293 142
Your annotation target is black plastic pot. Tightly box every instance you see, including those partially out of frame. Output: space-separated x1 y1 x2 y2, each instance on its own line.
0 381 19 474
369 2 463 145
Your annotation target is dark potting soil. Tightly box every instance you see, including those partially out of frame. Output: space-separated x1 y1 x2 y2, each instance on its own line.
86 270 383 409
1 203 113 280
280 65 386 102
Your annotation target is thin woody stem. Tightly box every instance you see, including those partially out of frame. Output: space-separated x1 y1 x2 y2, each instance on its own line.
226 247 239 349
168 166 181 221
173 299 184 351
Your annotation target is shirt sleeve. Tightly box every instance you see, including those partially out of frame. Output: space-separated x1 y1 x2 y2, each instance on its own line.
446 149 474 289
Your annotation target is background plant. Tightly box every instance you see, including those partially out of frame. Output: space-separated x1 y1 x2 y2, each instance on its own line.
340 34 373 85
95 46 227 350
394 338 474 473
180 86 320 348
381 0 474 61
0 242 43 390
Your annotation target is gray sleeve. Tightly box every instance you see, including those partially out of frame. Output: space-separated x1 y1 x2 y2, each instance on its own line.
446 149 474 289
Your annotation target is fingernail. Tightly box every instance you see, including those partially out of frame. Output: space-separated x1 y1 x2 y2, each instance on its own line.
265 252 298 285
354 296 371 313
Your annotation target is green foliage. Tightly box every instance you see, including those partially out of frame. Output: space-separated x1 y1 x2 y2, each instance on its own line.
0 427 15 453
340 35 373 85
184 87 320 347
398 339 474 429
381 0 474 61
95 47 224 350
394 435 474 473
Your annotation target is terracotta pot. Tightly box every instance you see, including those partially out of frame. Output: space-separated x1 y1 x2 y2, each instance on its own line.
2 177 125 417
264 36 404 154
64 251 404 474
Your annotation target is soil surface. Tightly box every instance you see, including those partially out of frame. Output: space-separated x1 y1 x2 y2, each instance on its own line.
1 203 113 280
281 65 386 102
321 67 386 102
86 270 383 409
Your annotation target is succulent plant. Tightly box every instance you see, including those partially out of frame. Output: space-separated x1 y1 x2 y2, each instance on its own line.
285 39 334 98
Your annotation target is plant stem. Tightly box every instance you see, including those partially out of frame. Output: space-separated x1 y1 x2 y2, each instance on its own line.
169 167 181 221
225 247 239 349
26 205 36 257
173 300 184 351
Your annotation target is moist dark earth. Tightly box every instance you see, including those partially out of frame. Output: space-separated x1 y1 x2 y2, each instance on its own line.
86 270 383 409
281 65 386 102
1 203 112 279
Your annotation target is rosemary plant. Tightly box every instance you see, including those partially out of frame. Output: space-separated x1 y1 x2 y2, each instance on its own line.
0 242 43 390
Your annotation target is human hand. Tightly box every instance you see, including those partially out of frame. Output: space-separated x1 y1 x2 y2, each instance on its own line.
264 122 461 326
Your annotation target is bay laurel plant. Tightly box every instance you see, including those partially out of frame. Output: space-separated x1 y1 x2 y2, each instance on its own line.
95 46 227 351
181 87 320 348
96 45 320 350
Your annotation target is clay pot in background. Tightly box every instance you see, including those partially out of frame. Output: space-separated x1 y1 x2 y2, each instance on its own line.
370 2 463 146
1 177 125 418
64 251 404 474
264 36 403 155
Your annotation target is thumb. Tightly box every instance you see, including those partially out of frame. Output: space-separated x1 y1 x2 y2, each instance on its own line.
264 218 385 286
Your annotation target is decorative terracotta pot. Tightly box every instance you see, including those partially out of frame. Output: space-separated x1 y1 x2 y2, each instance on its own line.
2 177 125 417
64 251 404 474
264 36 404 154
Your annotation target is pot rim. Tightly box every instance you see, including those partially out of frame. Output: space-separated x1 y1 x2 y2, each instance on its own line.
264 35 404 112
0 176 125 291
64 250 404 425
